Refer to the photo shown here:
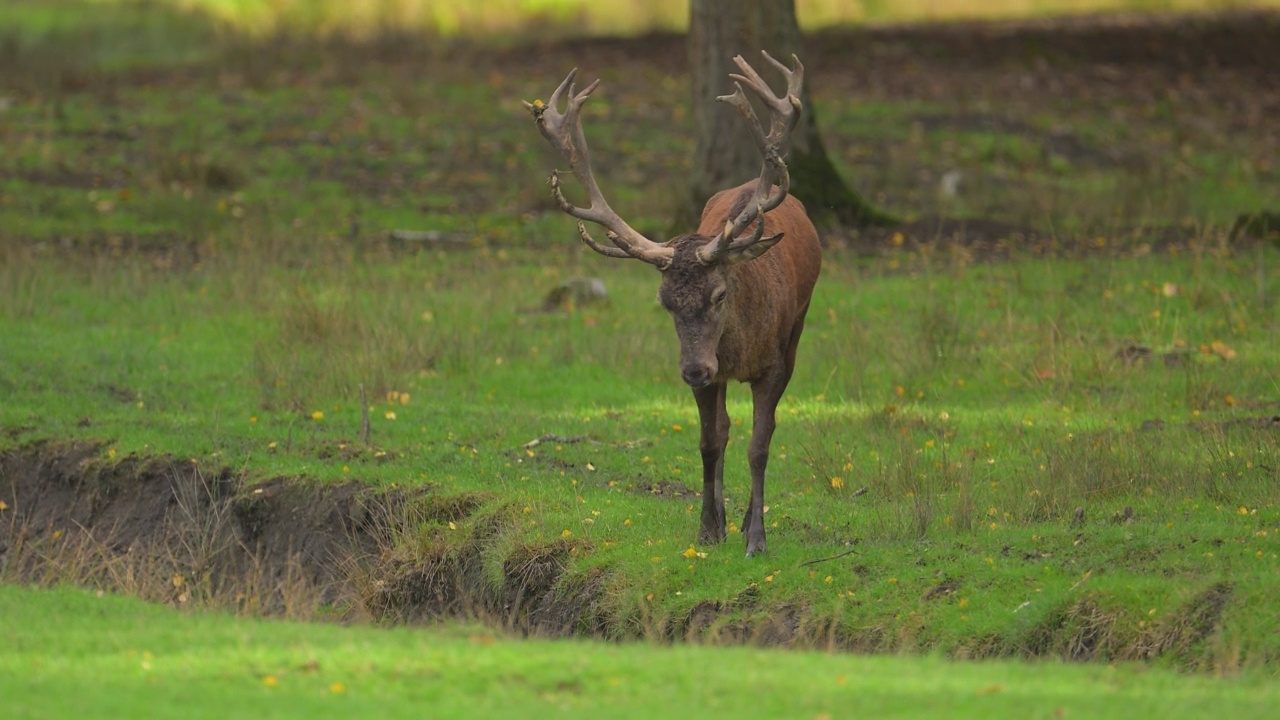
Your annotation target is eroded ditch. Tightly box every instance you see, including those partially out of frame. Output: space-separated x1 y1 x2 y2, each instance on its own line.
0 439 1241 665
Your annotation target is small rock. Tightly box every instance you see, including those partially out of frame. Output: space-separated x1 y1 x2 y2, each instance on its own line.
543 277 608 311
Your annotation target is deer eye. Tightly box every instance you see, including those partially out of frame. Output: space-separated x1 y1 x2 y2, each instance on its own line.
710 288 727 306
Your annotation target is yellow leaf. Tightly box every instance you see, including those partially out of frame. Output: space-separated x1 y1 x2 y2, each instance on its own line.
311 410 324 421
682 546 698 559
448 521 457 530
1209 340 1237 360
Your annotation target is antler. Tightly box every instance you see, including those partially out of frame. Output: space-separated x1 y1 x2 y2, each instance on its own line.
524 70 674 268
697 51 804 265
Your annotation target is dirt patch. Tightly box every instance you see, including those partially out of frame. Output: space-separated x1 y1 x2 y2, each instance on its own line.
0 440 620 636
18 441 643 641
1 440 390 615
24 232 206 271
971 581 1236 664
1126 582 1234 663
632 477 700 501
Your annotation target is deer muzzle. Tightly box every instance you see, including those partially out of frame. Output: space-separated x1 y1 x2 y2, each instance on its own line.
680 357 717 389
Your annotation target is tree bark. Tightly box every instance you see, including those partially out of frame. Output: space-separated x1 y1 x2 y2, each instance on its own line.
683 0 895 230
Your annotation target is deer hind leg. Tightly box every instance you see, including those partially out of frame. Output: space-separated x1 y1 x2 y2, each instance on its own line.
694 382 729 544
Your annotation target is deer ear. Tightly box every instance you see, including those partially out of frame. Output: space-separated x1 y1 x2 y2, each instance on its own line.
726 232 784 264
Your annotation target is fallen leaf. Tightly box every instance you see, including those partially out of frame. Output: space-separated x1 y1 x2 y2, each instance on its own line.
1209 340 1237 360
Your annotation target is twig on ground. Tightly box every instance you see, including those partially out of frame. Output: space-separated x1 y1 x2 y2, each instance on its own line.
799 547 861 568
522 434 591 449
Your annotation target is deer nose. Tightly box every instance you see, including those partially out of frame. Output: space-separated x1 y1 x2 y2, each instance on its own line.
681 364 714 389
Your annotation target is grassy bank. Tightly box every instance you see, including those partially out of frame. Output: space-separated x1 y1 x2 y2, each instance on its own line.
4 585 1278 719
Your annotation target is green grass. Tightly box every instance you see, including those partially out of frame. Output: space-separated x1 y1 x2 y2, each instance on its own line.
4 584 1278 719
4 231 1279 664
2 0 1280 674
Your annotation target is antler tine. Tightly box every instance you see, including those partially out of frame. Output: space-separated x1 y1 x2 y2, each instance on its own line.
577 222 632 259
526 70 673 268
747 50 803 108
718 84 770 157
699 52 804 264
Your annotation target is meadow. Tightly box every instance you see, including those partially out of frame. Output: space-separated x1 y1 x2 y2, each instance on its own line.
2 0 1280 714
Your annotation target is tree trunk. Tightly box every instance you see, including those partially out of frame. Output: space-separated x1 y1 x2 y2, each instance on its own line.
683 0 894 230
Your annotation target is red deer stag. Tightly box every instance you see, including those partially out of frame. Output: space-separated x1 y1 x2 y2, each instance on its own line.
524 52 821 557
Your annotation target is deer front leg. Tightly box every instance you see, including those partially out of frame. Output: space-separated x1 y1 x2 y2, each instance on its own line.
743 375 789 557
693 382 729 544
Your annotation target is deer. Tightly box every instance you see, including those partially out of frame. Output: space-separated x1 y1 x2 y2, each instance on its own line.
524 52 821 557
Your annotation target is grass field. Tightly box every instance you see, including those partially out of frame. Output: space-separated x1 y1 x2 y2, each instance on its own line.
2 0 1280 710
4 584 1279 719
